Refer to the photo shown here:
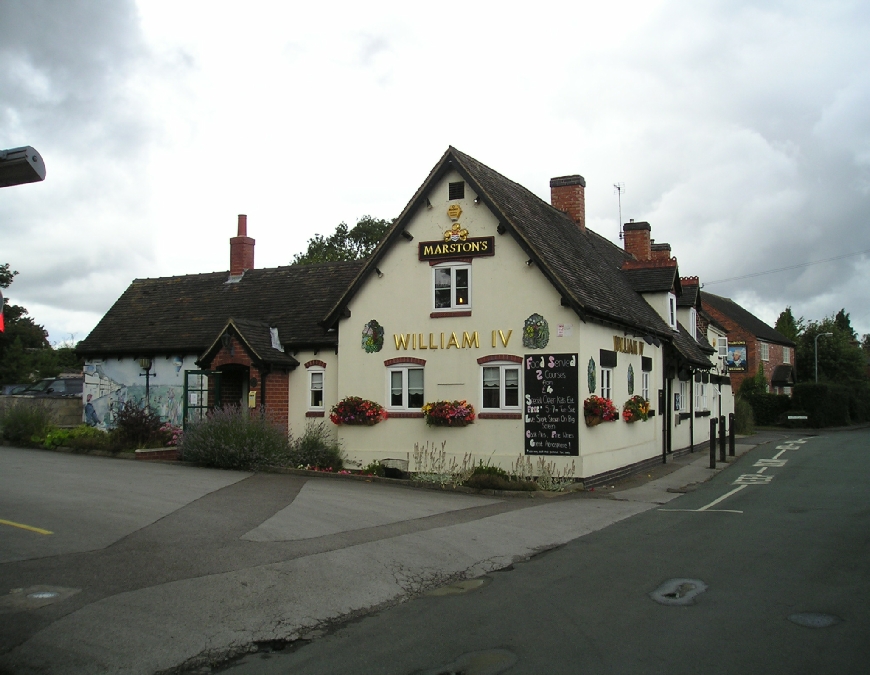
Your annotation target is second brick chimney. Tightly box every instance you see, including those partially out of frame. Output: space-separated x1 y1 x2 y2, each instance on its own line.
230 214 255 276
550 175 586 232
623 220 651 261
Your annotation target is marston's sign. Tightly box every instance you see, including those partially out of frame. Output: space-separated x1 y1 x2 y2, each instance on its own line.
418 237 495 261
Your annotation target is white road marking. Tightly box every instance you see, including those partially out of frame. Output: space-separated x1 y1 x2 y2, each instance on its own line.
773 449 788 459
756 466 768 473
698 484 748 510
734 474 774 485
755 459 787 467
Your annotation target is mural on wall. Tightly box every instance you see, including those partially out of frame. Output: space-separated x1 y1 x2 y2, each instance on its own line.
627 363 635 395
726 341 748 372
82 357 191 430
361 319 385 353
522 313 550 349
587 357 596 394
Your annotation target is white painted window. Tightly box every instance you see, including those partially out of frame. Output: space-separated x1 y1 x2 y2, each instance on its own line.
642 372 650 401
760 342 769 361
388 365 424 410
784 386 792 395
433 263 471 310
308 369 324 410
695 381 707 410
680 381 688 410
600 368 613 400
667 293 677 329
783 346 791 364
717 336 728 358
690 308 698 340
481 364 521 410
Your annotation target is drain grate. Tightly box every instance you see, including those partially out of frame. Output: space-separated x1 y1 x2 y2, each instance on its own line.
788 612 842 628
649 578 708 606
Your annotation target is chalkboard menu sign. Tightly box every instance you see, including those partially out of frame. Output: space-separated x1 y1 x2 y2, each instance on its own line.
524 353 579 456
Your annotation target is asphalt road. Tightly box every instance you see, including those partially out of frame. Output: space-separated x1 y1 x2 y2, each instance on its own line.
222 429 870 675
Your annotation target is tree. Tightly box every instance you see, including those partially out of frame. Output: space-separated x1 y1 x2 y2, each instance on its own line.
292 216 393 265
775 306 804 342
0 263 65 386
795 314 866 384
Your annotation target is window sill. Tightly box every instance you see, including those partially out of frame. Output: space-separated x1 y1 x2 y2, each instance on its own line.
430 310 471 319
306 411 325 418
387 411 424 419
678 412 691 421
478 412 522 420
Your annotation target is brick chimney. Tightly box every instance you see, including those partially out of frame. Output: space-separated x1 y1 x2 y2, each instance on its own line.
230 214 255 276
550 175 586 232
650 241 672 261
623 220 651 261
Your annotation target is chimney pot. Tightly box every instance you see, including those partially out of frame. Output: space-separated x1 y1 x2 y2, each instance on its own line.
230 214 255 276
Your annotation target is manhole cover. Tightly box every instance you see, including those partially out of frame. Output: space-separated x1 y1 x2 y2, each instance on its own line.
649 578 708 606
788 612 842 628
27 591 59 600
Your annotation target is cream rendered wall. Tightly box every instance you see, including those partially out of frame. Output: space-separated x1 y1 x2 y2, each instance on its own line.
334 170 664 478
288 350 339 439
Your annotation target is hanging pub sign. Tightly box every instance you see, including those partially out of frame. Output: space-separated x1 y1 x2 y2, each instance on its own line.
726 341 748 372
524 353 579 457
418 223 495 261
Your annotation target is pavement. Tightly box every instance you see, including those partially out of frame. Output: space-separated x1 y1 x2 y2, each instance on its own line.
0 432 778 675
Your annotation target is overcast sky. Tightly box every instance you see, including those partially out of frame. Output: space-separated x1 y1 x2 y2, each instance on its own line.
2 0 869 345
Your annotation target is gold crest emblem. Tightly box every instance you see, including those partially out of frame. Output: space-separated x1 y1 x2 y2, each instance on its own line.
444 223 469 242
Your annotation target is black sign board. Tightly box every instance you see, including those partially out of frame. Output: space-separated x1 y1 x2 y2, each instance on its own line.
523 353 579 456
418 237 495 261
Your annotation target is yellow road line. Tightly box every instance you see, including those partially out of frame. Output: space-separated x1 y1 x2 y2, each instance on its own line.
0 518 53 535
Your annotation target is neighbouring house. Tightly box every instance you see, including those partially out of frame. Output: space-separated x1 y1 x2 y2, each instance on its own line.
77 147 733 486
701 292 796 394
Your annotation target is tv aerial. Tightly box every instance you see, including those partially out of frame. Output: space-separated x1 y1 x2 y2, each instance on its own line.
613 183 625 240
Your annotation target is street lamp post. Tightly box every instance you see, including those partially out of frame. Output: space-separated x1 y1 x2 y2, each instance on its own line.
814 332 833 383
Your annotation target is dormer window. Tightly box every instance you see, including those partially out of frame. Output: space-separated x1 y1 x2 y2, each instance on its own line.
668 293 677 330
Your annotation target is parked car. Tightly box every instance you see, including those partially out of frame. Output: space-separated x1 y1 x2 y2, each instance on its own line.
19 377 84 398
1 384 30 395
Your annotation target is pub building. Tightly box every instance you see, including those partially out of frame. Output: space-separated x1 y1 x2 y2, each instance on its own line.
77 147 733 486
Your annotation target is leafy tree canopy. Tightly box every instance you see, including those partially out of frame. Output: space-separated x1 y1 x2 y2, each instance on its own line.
291 216 393 265
0 263 82 386
794 313 866 384
774 306 804 342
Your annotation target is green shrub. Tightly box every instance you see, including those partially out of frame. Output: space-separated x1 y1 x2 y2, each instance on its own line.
792 383 852 427
42 425 111 451
0 400 53 445
464 473 538 491
470 462 509 479
361 460 386 476
179 405 291 470
743 393 791 426
734 396 755 435
289 422 344 470
114 400 163 449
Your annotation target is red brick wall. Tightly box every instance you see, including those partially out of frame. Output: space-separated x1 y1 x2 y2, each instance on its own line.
549 176 586 231
204 335 290 429
702 305 794 394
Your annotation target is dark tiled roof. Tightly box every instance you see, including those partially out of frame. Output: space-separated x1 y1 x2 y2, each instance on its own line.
702 292 795 346
201 318 299 368
673 323 715 368
771 364 796 386
624 267 679 293
78 261 364 357
677 283 699 307
324 147 671 337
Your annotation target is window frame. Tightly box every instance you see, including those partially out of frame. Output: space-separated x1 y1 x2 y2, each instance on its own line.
689 308 698 340
481 362 521 412
760 342 770 361
308 367 325 411
386 363 424 411
667 293 677 329
695 381 707 411
432 262 471 312
600 367 613 401
783 346 791 364
642 371 650 401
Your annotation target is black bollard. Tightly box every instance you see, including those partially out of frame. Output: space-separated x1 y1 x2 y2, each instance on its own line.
729 412 736 457
709 417 717 469
719 415 726 462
